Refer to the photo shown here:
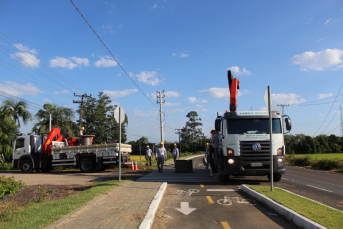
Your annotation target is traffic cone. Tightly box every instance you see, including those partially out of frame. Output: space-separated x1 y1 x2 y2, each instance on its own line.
134 161 138 171
131 161 134 170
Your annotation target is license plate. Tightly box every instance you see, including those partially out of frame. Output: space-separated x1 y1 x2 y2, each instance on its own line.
251 162 263 167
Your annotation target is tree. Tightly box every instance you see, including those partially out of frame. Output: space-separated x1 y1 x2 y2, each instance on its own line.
32 103 78 136
181 111 205 152
0 106 20 161
80 92 128 144
3 99 32 129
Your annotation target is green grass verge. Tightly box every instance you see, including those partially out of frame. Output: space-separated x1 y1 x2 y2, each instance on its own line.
247 185 343 229
286 153 343 160
0 180 125 229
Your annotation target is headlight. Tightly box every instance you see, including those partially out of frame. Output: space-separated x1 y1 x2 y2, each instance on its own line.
277 147 283 155
228 159 234 164
278 158 283 163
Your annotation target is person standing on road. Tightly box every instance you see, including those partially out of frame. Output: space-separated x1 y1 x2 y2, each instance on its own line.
205 143 210 169
156 142 167 173
212 131 219 167
172 144 179 166
145 145 152 166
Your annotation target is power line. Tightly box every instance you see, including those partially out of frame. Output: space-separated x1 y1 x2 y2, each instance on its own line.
69 0 158 109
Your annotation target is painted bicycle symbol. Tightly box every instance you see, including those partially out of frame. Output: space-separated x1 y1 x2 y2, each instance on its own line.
217 196 257 206
176 189 200 196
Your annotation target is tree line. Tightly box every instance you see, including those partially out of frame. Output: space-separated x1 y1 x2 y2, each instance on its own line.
285 134 343 155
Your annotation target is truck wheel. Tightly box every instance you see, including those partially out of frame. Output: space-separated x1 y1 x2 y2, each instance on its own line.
80 158 95 173
20 159 33 173
267 173 282 182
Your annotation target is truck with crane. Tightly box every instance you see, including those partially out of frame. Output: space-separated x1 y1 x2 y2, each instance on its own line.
12 127 131 173
211 70 291 182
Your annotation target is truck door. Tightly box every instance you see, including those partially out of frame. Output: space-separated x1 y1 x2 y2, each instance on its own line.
12 137 30 160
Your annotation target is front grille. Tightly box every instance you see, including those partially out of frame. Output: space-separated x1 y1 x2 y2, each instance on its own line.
240 141 270 169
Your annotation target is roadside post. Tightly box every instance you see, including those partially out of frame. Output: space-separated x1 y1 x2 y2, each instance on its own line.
114 106 125 182
265 86 273 191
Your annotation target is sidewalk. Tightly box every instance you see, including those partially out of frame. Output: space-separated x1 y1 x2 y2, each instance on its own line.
46 181 162 229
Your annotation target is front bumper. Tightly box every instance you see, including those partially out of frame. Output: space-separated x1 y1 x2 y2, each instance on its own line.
222 155 286 175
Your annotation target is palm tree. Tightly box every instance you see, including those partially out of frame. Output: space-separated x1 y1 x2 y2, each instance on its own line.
32 103 78 136
0 106 19 161
3 100 32 129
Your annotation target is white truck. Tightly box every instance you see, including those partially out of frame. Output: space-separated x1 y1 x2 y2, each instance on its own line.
12 127 131 173
211 71 291 182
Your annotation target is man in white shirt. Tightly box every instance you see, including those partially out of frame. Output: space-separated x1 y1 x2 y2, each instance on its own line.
156 142 167 173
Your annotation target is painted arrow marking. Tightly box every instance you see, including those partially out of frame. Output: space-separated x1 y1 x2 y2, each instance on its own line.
175 202 196 215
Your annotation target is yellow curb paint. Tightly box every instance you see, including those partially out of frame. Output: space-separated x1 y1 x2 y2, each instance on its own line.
200 184 204 188
221 221 232 229
206 196 214 204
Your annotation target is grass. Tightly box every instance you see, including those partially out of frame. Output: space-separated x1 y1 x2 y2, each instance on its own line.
286 153 343 160
247 185 343 229
0 180 124 229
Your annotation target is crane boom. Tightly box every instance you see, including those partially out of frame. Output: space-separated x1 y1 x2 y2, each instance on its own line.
227 70 240 112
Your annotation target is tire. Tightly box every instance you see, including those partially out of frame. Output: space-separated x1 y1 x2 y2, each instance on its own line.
20 159 33 173
267 173 282 182
80 158 95 173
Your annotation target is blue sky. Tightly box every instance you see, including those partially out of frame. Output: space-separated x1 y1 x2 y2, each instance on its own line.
1 0 343 143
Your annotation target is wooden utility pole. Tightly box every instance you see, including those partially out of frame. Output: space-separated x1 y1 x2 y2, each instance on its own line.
175 128 182 153
73 93 92 129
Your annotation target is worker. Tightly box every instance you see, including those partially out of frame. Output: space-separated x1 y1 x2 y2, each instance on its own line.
78 127 84 145
145 145 152 166
212 131 219 167
156 142 167 173
172 144 179 167
205 143 210 169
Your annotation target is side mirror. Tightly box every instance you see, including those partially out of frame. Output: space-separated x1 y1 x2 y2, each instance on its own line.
215 118 221 132
285 118 292 131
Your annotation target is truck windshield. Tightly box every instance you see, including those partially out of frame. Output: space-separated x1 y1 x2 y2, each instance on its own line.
227 118 282 134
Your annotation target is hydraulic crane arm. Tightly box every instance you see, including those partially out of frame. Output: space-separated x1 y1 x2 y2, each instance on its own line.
42 127 62 152
227 70 240 112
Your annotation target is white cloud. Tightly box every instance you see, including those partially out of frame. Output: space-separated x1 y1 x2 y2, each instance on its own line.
172 52 190 58
103 89 138 98
102 24 114 33
150 4 158 9
0 81 43 96
228 66 251 76
199 88 229 98
134 109 151 117
317 38 324 42
289 49 343 71
196 104 204 108
165 102 180 107
166 108 185 113
271 93 305 105
54 90 69 95
259 106 268 111
10 44 40 68
187 97 208 103
43 99 52 103
164 91 180 98
324 18 332 25
70 57 89 66
318 93 333 99
94 56 117 67
50 56 89 69
136 71 161 86
196 108 208 112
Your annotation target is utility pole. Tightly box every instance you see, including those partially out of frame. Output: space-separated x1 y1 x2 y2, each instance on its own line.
175 128 182 154
277 104 289 133
73 93 92 130
341 106 343 137
156 90 165 143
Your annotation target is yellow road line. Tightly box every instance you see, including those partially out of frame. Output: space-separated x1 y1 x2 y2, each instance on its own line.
206 196 214 204
200 184 204 188
221 221 232 229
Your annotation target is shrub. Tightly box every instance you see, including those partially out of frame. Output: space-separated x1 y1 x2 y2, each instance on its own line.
311 159 343 170
0 176 26 200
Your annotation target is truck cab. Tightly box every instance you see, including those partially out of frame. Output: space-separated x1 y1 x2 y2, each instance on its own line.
214 110 291 182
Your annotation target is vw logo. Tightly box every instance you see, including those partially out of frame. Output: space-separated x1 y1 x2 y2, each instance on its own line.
251 143 261 151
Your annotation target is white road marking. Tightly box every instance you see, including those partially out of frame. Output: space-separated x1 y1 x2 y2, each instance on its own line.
307 185 333 193
175 202 196 215
207 189 240 192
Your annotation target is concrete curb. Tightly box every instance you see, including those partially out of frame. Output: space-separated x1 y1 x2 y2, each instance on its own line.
139 182 168 229
45 181 130 229
241 185 327 229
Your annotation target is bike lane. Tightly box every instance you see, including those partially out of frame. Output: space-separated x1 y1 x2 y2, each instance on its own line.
152 183 299 229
